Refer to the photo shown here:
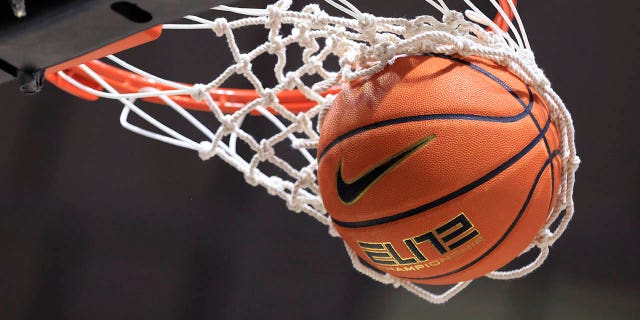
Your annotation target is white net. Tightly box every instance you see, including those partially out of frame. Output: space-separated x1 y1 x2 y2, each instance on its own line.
54 0 579 303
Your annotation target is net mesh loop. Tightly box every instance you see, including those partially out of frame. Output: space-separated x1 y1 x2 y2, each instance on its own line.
53 0 578 303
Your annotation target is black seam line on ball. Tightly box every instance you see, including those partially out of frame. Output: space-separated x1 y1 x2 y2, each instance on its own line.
330 116 551 228
401 149 561 281
429 53 528 108
318 54 533 161
318 104 532 161
524 87 551 156
435 55 556 182
458 54 559 216
527 101 556 212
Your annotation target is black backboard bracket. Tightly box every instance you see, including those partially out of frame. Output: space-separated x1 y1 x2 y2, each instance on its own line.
0 0 233 92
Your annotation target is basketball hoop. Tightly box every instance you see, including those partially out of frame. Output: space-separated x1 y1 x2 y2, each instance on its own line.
46 0 517 114
29 0 578 303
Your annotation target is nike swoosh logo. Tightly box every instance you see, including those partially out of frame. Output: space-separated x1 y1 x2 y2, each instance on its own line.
336 134 436 205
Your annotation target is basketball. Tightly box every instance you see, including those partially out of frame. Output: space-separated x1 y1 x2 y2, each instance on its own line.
317 54 562 285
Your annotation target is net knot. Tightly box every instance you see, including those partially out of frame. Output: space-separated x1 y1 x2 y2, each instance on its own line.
211 18 228 37
220 115 236 134
293 19 311 36
295 112 312 133
190 83 209 101
358 13 378 41
311 10 330 28
284 71 299 90
244 171 259 186
286 196 303 213
534 229 553 248
298 167 316 186
235 54 252 73
565 154 581 170
265 5 283 30
257 139 275 161
261 88 278 106
301 3 321 15
358 13 376 30
197 141 215 160
372 41 395 60
404 16 428 37
306 56 323 72
570 155 581 168
267 36 285 54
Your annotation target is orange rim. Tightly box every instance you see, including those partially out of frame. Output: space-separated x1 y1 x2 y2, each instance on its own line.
45 2 516 114
46 60 342 114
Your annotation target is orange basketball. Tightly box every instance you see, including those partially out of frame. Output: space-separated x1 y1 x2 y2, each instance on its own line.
317 54 562 285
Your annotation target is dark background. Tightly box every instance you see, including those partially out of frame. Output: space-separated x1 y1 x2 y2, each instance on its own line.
0 0 638 319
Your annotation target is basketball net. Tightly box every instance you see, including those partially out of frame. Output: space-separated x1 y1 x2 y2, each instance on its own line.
49 0 579 303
